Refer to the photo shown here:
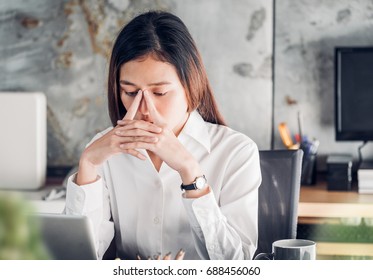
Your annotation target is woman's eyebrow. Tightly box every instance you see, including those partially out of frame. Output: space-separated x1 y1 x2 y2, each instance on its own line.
119 80 171 86
148 81 171 86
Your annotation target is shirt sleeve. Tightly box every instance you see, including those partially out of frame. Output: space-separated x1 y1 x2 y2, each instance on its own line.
64 172 114 260
182 141 261 260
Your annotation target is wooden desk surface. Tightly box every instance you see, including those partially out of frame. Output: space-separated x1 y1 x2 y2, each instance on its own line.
299 181 373 218
299 180 373 259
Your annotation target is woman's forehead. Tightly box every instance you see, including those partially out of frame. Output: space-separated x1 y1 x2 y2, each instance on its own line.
120 56 179 83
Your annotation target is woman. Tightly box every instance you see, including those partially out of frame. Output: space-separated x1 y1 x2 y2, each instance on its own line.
65 10 261 260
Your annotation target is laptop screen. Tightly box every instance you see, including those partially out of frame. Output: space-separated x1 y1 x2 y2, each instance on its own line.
29 214 98 260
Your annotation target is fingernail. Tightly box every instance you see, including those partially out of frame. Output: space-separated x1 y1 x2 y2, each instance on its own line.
163 252 172 260
176 249 185 257
136 254 141 260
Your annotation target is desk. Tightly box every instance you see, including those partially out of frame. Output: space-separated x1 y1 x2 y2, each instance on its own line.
1 177 66 214
298 180 373 259
299 181 373 218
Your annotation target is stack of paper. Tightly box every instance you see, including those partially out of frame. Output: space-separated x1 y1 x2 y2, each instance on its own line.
358 161 373 194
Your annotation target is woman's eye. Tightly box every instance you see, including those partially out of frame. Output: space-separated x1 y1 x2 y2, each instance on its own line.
153 92 167 96
125 91 138 97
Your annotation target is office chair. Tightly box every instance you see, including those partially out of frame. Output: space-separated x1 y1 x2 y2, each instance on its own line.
254 149 303 258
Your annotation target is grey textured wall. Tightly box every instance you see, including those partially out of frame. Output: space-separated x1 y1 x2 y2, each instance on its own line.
0 0 273 167
274 0 373 167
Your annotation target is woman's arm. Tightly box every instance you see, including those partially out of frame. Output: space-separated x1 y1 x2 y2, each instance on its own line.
182 142 261 260
65 91 162 259
64 164 114 259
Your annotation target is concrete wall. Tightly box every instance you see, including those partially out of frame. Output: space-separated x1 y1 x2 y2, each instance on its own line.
274 0 373 168
0 0 273 167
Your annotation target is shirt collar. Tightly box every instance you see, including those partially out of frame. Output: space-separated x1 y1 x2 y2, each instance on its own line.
180 110 211 153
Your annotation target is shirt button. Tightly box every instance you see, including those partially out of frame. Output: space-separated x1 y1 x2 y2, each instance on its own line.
76 195 82 202
209 245 215 250
153 217 160 224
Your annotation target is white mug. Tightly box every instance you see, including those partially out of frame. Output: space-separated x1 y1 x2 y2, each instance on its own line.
255 239 316 260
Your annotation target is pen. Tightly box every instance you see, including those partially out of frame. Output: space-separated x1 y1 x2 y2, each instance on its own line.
278 122 299 149
310 138 319 154
279 122 293 148
297 111 303 144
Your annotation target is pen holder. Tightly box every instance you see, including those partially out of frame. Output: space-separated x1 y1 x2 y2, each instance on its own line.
301 151 317 186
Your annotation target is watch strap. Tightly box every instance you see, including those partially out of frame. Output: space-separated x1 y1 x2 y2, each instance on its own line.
180 183 197 191
180 175 206 191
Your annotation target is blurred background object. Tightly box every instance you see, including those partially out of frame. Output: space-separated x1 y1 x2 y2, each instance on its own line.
0 192 50 259
0 92 46 190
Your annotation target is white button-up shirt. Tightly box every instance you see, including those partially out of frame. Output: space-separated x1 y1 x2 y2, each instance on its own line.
65 111 261 260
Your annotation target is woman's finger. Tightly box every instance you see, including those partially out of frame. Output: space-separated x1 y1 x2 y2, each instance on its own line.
123 90 143 120
143 90 165 126
116 119 162 133
122 148 147 160
162 252 172 260
114 127 159 138
118 135 158 144
175 249 185 260
119 142 154 152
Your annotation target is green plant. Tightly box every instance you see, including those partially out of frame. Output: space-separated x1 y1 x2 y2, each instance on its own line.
0 192 50 259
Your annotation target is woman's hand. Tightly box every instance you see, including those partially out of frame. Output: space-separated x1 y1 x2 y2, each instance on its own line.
136 249 185 260
117 90 202 184
76 91 161 185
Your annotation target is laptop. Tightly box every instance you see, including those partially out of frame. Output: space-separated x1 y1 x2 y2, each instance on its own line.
30 213 98 260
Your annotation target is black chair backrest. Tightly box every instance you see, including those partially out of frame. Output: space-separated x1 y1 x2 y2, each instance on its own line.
254 149 303 258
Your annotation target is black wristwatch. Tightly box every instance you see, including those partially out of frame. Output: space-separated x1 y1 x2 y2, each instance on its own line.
180 175 207 191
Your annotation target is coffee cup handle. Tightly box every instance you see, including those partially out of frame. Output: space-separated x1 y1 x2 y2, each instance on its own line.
254 252 274 260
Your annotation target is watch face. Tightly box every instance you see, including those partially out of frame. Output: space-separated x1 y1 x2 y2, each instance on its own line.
195 176 206 190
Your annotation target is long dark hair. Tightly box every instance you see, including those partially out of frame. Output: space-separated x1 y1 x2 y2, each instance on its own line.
107 11 226 126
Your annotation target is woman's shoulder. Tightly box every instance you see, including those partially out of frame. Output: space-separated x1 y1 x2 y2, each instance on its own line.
205 122 257 151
